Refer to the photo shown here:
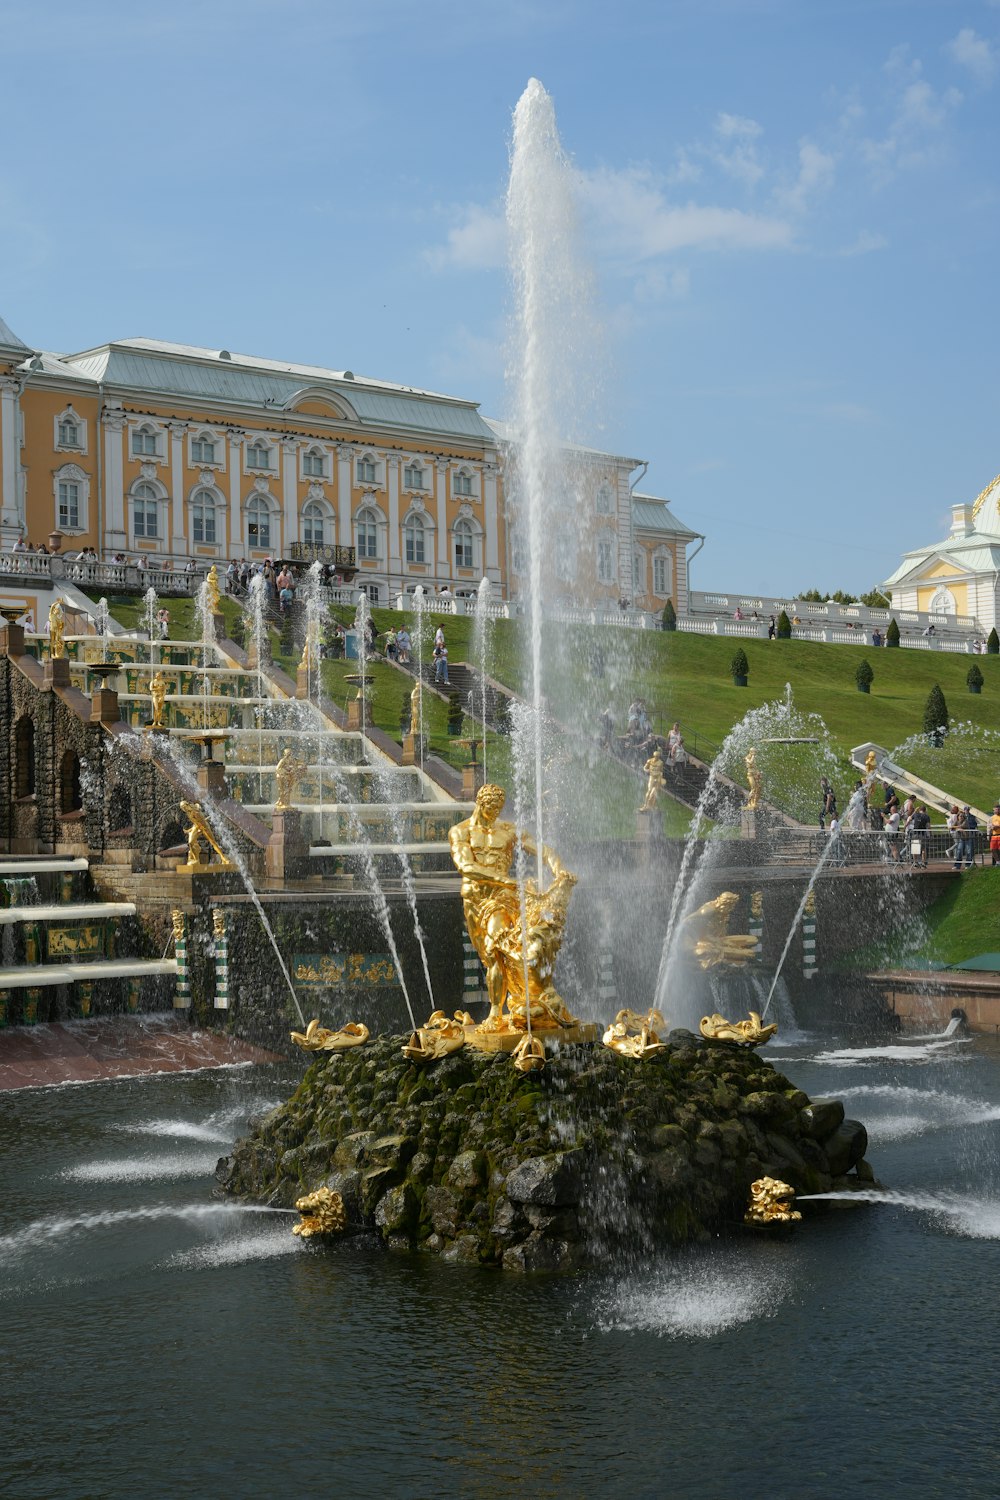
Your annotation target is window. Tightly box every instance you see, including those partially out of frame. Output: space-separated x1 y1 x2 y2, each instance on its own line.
510 528 527 575
132 424 159 457
247 497 271 550
356 507 378 559
192 434 216 464
303 448 325 478
246 442 271 470
302 501 325 545
357 456 377 484
454 471 473 497
58 417 80 447
58 480 80 530
403 463 425 490
454 519 474 570
192 488 217 545
133 482 159 538
596 483 614 516
359 582 380 605
404 515 425 565
554 530 574 583
633 551 645 593
653 553 672 597
597 539 615 584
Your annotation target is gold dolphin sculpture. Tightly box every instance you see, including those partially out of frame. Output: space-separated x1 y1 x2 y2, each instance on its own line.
402 1010 466 1064
699 1011 777 1047
290 1018 370 1052
603 1007 668 1060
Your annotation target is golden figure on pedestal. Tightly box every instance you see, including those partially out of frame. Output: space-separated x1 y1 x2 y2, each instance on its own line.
48 600 65 659
409 680 422 738
638 748 667 814
298 622 319 676
149 671 168 729
744 747 763 810
744 1177 801 1225
204 565 223 616
682 892 758 969
291 1018 370 1051
448 783 578 1035
699 1010 777 1046
274 746 308 811
180 798 234 869
293 1186 347 1237
603 1008 667 1059
864 749 877 777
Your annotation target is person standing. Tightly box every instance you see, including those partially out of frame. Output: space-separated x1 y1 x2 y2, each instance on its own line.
911 803 930 867
990 804 1000 866
961 806 977 870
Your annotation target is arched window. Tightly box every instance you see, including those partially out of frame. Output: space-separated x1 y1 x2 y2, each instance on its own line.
58 477 81 530
596 536 616 585
60 750 82 814
15 717 34 798
191 488 218 545
303 447 325 479
191 432 216 464
404 514 426 565
403 463 425 490
510 528 527 576
302 501 325 545
58 415 80 447
356 454 377 485
356 506 379 560
132 482 160 538
246 440 272 470
454 470 474 497
454 518 474 570
132 424 159 458
652 551 673 598
595 483 614 515
247 497 272 550
633 550 646 594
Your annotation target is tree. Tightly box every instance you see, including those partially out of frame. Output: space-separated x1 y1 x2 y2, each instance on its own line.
860 588 890 608
776 610 792 639
831 589 858 605
661 598 677 631
923 683 949 736
855 659 874 692
967 662 984 694
730 647 749 683
798 589 825 602
989 628 1000 655
886 617 900 647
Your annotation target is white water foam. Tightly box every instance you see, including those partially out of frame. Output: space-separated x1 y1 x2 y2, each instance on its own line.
115 1118 232 1144
64 1153 220 1183
837 1083 1000 1141
165 1229 302 1270
0 1202 287 1258
800 1188 1000 1239
597 1252 786 1339
804 1039 970 1067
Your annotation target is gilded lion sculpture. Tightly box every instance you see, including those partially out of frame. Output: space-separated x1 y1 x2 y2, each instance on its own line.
293 1186 347 1238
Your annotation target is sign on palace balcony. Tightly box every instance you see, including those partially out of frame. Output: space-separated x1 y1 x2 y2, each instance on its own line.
288 542 356 572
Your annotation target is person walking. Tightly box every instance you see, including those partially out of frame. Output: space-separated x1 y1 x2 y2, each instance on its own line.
961 806 977 870
990 804 1000 866
911 803 930 867
434 642 449 685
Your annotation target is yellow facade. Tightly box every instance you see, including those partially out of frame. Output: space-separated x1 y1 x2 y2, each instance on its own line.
916 581 968 614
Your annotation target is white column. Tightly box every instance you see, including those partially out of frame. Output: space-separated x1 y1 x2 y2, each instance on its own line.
336 444 353 548
228 433 244 558
281 438 299 547
0 377 21 543
676 543 688 613
435 459 448 573
387 456 401 578
482 461 499 581
102 410 127 551
169 422 187 556
616 469 632 602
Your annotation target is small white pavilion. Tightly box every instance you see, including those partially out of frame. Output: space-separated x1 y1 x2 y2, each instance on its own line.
882 476 1000 632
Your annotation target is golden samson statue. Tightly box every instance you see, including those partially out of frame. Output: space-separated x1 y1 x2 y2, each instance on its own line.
448 783 578 1033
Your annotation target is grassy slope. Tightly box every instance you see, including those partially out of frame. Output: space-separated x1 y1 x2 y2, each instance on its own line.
883 868 1000 967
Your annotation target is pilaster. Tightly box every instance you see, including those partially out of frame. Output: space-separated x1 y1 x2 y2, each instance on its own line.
336 444 354 548
169 420 188 555
102 408 127 551
387 455 401 575
228 432 244 557
281 438 299 546
0 376 22 544
483 460 499 580
435 458 449 572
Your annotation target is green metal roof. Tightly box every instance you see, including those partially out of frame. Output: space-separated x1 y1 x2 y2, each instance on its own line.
632 493 700 539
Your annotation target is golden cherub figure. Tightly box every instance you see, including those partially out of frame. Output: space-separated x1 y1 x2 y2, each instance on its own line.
204 564 222 615
149 670 168 729
180 798 234 869
274 745 308 811
681 892 759 969
864 749 877 777
48 600 65 659
298 624 318 675
745 747 763 810
639 748 667 813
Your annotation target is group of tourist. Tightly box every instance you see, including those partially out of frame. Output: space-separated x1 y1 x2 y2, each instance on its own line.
381 627 413 664
821 774 993 868
600 699 687 776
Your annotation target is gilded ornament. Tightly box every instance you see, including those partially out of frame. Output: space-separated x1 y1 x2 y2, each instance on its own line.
401 1009 466 1063
511 1033 547 1073
204 565 223 615
149 671 168 729
180 798 234 869
290 1017 370 1052
292 1185 347 1238
638 748 667 814
602 1007 667 1059
744 747 763 810
274 746 308 811
170 909 186 944
750 890 763 919
48 600 65 659
212 908 227 939
448 783 578 1035
744 1177 801 1225
699 1010 777 1046
681 892 758 969
409 679 422 738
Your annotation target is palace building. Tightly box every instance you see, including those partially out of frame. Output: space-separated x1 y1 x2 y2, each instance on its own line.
882 477 1000 633
0 312 700 613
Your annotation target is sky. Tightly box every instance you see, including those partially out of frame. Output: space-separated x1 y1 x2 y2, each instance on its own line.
1 0 998 595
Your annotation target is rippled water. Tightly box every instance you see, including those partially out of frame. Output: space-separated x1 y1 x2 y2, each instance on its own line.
4 1037 1000 1497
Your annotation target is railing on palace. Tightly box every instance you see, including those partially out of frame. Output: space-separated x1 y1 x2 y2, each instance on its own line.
288 542 357 570
0 550 205 595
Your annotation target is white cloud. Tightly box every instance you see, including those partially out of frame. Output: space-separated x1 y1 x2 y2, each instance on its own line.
710 113 765 187
946 27 997 83
425 203 505 271
838 229 889 256
862 48 963 178
777 139 836 213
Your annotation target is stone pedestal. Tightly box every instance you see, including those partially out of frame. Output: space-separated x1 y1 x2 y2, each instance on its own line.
345 697 369 732
740 809 759 839
401 732 419 766
295 665 310 700
44 657 71 689
211 611 227 642
635 809 664 863
197 759 228 796
0 623 24 657
90 687 120 724
266 808 308 880
462 762 484 800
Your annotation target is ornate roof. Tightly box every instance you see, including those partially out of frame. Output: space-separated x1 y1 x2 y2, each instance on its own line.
0 315 28 355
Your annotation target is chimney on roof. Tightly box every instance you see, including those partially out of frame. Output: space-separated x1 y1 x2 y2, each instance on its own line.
951 503 975 538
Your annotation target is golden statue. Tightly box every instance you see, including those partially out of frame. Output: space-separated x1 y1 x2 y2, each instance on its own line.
170 909 186 944
639 748 667 814
744 1177 801 1225
682 892 758 969
700 1010 777 1046
402 1009 466 1063
511 1033 546 1073
204 564 222 615
293 1186 347 1238
603 1007 667 1059
448 783 578 1034
409 679 422 738
274 746 308 811
298 624 318 675
180 798 234 869
212 907 227 940
745 747 763 810
291 1018 369 1052
864 749 877 777
149 670 168 729
48 600 65 659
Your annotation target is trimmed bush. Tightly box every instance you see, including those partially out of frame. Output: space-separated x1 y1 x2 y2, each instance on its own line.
967 662 984 694
661 598 677 631
776 610 792 639
988 628 999 655
923 683 949 736
855 659 874 693
447 691 464 735
886 617 900 647
730 647 749 685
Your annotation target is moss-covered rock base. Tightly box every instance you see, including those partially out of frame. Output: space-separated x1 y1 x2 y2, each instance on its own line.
217 1031 873 1271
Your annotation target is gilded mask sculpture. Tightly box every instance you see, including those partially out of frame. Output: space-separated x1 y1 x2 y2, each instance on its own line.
293 1186 347 1238
744 1177 801 1225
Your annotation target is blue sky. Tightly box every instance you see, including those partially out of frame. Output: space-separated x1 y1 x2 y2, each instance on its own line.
2 0 998 594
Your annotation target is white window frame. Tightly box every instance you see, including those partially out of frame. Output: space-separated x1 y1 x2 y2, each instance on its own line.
595 482 614 516
633 549 646 595
453 468 476 499
301 445 328 481
356 452 382 487
454 518 475 570
246 495 275 552
190 486 221 546
131 480 163 540
652 550 673 599
596 532 616 585
189 429 224 469
403 462 426 492
245 438 274 473
53 462 90 534
54 407 87 455
404 513 426 565
355 504 381 561
301 498 331 546
130 422 164 461
510 527 527 576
